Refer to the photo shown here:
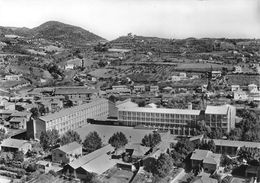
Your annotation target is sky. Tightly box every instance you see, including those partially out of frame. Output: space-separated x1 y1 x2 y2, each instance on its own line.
0 0 259 40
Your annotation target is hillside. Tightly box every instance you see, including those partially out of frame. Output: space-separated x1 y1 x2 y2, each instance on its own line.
0 21 106 46
31 21 105 46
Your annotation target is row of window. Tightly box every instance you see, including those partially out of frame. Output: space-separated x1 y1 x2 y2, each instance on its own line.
119 112 196 120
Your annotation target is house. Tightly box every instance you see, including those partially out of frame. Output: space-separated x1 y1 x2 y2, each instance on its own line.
52 142 82 164
150 85 159 93
9 117 27 129
190 149 221 174
125 143 150 158
133 85 146 93
171 75 181 82
231 85 240 92
179 72 187 79
248 84 258 93
5 74 21 81
0 138 32 154
234 91 248 101
36 161 52 173
191 175 218 183
233 66 243 73
112 85 128 90
211 71 221 79
65 64 74 70
64 144 114 180
0 110 16 121
245 166 260 180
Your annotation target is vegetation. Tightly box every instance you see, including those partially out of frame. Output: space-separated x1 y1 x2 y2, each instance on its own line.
141 131 161 148
60 130 82 145
83 131 102 153
39 129 60 151
108 132 128 149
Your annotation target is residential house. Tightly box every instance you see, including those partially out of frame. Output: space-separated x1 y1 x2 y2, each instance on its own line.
9 111 31 129
150 85 159 93
0 138 32 154
52 142 82 164
5 74 21 81
233 66 243 73
248 84 258 93
133 85 146 93
112 85 128 90
190 149 221 174
231 85 240 92
234 91 248 101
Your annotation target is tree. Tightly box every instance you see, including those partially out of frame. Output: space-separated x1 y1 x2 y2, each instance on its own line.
209 127 223 139
174 139 194 160
141 131 161 148
143 157 157 174
83 131 102 153
14 151 24 162
40 129 60 151
155 153 174 178
108 132 128 149
60 130 82 146
30 107 39 118
237 146 260 165
199 139 216 152
0 128 7 143
228 128 242 141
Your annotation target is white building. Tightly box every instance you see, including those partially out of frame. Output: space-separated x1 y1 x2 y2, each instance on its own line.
233 66 243 73
234 91 248 101
5 74 21 81
248 84 258 93
231 85 240 92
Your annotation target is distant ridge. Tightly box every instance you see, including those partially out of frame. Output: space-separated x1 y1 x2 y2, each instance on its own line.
0 21 106 46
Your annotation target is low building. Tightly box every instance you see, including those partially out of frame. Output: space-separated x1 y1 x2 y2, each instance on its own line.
245 166 260 180
231 85 240 92
234 91 248 101
191 175 218 183
116 99 138 110
150 85 159 93
233 66 243 73
205 105 236 133
9 117 27 129
112 85 128 90
133 85 146 93
36 161 52 173
248 84 258 93
0 138 32 154
52 142 82 164
190 149 221 174
5 74 21 81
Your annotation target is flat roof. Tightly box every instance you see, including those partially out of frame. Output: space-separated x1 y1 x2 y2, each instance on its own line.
205 105 229 115
212 139 260 149
55 87 98 95
57 142 82 154
118 107 201 115
39 98 107 122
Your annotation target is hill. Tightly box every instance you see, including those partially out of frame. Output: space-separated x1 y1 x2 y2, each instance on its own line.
0 21 106 46
31 21 105 46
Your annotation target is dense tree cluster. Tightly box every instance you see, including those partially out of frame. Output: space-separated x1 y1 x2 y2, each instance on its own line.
39 129 60 151
83 131 102 153
229 110 260 142
141 131 161 148
108 132 128 149
60 130 82 146
143 153 174 178
237 147 260 166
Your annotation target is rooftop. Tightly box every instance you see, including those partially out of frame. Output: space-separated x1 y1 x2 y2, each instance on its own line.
1 138 30 149
190 149 221 165
205 105 229 115
211 139 260 149
55 87 98 95
57 142 82 154
39 98 107 122
118 107 201 115
68 144 113 169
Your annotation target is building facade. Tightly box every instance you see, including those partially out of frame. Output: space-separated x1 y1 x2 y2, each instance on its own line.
27 99 113 139
205 105 236 133
118 107 201 136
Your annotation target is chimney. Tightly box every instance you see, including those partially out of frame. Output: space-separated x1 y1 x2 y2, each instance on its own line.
188 102 192 110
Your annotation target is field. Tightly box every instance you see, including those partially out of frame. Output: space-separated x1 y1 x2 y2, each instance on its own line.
227 74 260 86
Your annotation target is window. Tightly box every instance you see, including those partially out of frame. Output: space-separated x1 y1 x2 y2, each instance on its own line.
59 154 63 157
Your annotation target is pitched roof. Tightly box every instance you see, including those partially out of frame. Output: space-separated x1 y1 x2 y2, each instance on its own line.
212 139 260 149
125 143 150 157
191 149 221 165
9 117 24 123
57 142 82 154
191 175 218 183
80 153 117 175
1 138 30 149
68 144 114 169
